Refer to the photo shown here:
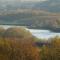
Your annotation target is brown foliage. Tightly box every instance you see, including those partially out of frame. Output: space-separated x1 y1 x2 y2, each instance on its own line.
40 37 60 60
0 38 39 60
3 27 32 41
0 27 40 60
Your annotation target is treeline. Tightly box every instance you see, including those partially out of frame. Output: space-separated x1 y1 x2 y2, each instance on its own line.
0 27 60 60
40 37 60 60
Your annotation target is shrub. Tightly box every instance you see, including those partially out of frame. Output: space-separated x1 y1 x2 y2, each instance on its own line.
0 27 40 60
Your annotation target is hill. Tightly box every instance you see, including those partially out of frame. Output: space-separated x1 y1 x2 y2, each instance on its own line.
0 9 60 32
0 0 60 13
34 0 60 13
0 0 60 31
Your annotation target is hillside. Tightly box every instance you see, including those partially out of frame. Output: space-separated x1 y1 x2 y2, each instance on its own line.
0 9 60 32
35 0 60 13
0 0 60 31
0 27 60 60
0 0 60 13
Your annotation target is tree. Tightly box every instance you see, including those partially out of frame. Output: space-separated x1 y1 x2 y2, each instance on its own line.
0 27 40 60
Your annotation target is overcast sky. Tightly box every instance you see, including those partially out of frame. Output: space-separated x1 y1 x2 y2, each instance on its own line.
20 0 47 2
0 0 48 2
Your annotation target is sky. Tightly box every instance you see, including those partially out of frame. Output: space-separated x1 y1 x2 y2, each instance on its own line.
0 0 48 2
20 0 47 2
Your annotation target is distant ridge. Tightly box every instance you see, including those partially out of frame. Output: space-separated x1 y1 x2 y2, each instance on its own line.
0 0 60 13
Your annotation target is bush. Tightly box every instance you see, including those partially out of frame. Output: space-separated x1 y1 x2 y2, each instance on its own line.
40 37 60 60
0 27 40 60
3 27 32 41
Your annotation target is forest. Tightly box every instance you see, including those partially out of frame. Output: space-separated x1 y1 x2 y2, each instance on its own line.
0 27 60 60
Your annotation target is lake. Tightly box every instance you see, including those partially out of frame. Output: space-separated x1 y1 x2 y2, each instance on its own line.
0 25 60 39
29 29 60 39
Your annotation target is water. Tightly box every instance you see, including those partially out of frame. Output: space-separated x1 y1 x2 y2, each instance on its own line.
29 29 60 39
0 25 60 39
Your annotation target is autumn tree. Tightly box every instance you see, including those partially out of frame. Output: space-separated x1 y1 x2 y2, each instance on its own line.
40 36 60 60
49 37 60 60
0 27 5 39
0 27 40 60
